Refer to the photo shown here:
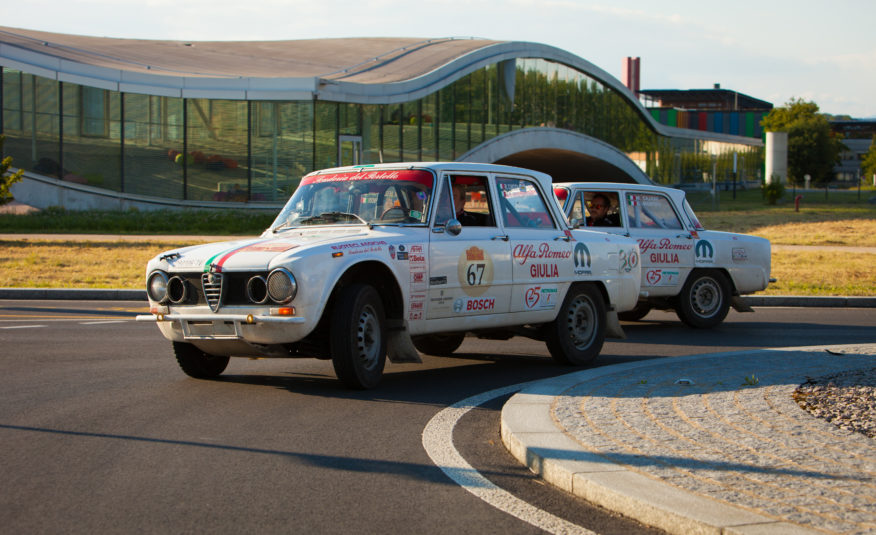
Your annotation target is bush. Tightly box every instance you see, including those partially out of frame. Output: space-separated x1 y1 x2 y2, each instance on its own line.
762 181 785 205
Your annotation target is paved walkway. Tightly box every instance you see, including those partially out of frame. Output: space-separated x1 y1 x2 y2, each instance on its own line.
501 344 876 535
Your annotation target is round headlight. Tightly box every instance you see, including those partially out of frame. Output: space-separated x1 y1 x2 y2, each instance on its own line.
147 271 169 303
246 275 269 304
267 268 297 304
166 275 189 304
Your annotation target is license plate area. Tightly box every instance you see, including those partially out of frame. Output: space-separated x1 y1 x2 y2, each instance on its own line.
181 320 242 340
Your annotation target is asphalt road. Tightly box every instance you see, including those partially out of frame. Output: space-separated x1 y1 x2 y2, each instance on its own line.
2 300 874 534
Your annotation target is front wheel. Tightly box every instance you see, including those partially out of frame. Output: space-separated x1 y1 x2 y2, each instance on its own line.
676 269 731 328
545 284 606 366
330 284 387 389
173 342 230 378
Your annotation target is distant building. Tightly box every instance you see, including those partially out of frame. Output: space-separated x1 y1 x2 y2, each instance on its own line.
639 85 773 139
1 28 763 210
831 120 876 182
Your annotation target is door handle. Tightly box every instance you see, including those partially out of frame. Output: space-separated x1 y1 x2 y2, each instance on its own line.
554 235 571 242
491 235 509 241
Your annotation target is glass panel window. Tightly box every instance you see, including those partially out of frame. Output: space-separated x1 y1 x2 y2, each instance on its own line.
82 86 107 137
496 177 555 229
626 192 682 230
449 174 494 226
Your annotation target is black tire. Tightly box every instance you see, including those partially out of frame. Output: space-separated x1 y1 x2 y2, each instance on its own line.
618 302 652 322
676 269 731 328
330 284 386 389
545 284 606 366
412 332 466 356
173 342 230 379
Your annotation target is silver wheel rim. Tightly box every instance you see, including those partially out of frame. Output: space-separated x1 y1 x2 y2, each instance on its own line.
355 304 381 371
565 295 596 349
690 277 721 317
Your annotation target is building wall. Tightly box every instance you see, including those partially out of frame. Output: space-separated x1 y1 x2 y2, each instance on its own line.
2 59 764 207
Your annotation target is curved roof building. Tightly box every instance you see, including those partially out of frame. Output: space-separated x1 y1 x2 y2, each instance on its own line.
1 27 762 209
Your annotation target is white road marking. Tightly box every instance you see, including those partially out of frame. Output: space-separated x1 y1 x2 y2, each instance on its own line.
0 325 46 329
422 382 595 535
79 320 128 325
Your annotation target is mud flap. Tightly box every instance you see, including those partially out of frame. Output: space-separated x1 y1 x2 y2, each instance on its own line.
605 310 626 339
731 296 754 313
386 327 422 363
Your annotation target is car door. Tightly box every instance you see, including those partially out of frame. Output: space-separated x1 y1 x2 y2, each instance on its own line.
624 190 694 295
426 173 512 322
496 175 573 315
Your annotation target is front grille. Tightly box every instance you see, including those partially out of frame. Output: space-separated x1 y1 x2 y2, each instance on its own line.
202 272 224 312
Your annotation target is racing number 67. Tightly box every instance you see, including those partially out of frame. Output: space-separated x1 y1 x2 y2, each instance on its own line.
466 263 485 286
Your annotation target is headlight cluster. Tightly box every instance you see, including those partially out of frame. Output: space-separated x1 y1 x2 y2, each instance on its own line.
146 268 297 306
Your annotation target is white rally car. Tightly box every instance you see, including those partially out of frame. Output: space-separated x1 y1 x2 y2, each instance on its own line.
137 163 641 389
554 182 772 328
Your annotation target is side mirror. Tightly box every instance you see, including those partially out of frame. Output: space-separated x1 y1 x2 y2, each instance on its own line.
445 218 462 236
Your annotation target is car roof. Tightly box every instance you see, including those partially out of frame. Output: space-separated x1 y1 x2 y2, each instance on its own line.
553 181 688 205
309 162 556 193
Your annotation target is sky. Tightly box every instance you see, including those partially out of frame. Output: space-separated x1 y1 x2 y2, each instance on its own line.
3 0 874 118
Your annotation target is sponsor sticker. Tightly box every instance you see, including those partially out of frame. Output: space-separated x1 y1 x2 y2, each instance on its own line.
695 239 715 264
645 269 680 286
523 285 558 310
732 248 748 263
457 246 494 297
453 296 496 314
573 242 592 275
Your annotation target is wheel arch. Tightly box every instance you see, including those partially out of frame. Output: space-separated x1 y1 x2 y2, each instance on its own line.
331 260 405 322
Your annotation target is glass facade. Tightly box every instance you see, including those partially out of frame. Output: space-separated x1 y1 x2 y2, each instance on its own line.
1 58 763 203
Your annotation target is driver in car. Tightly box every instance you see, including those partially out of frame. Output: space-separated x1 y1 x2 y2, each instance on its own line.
452 183 490 226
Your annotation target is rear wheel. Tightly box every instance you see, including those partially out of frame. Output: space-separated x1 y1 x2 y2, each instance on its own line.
545 284 606 366
412 333 466 356
676 269 731 328
173 342 230 378
330 284 386 389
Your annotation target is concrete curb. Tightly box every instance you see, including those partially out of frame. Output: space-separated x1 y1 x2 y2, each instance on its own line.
500 345 876 535
0 288 146 300
1 288 873 307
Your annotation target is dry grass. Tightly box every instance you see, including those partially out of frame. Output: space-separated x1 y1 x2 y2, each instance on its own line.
746 219 876 247
0 240 199 289
765 251 876 296
2 218 875 295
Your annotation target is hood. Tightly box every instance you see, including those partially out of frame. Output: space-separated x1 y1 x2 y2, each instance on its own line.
155 227 374 273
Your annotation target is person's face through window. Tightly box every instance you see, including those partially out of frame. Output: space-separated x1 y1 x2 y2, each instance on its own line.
588 196 609 220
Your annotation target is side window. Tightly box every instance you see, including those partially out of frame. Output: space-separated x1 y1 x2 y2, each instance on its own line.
584 192 621 227
433 177 454 226
449 175 495 226
496 177 555 229
569 192 585 221
626 193 683 230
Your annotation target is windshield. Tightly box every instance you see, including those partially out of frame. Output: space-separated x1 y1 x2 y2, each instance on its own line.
682 198 705 230
269 169 434 231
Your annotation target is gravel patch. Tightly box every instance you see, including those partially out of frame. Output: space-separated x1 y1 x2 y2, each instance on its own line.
794 366 876 438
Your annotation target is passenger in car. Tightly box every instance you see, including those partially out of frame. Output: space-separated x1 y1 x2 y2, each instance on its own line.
586 193 620 227
452 183 490 226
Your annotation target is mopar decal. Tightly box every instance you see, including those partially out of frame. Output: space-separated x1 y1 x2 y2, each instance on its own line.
573 242 591 275
695 239 715 264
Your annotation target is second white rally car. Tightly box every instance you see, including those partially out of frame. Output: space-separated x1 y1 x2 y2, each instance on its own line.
554 182 772 328
138 163 641 388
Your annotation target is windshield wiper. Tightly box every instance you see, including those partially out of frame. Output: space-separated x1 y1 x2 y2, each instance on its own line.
295 212 372 227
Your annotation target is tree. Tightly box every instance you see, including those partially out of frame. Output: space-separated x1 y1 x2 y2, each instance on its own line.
761 98 844 186
863 135 876 184
0 134 24 206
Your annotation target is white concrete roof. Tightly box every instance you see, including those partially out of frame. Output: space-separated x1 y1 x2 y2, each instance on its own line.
0 26 760 147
